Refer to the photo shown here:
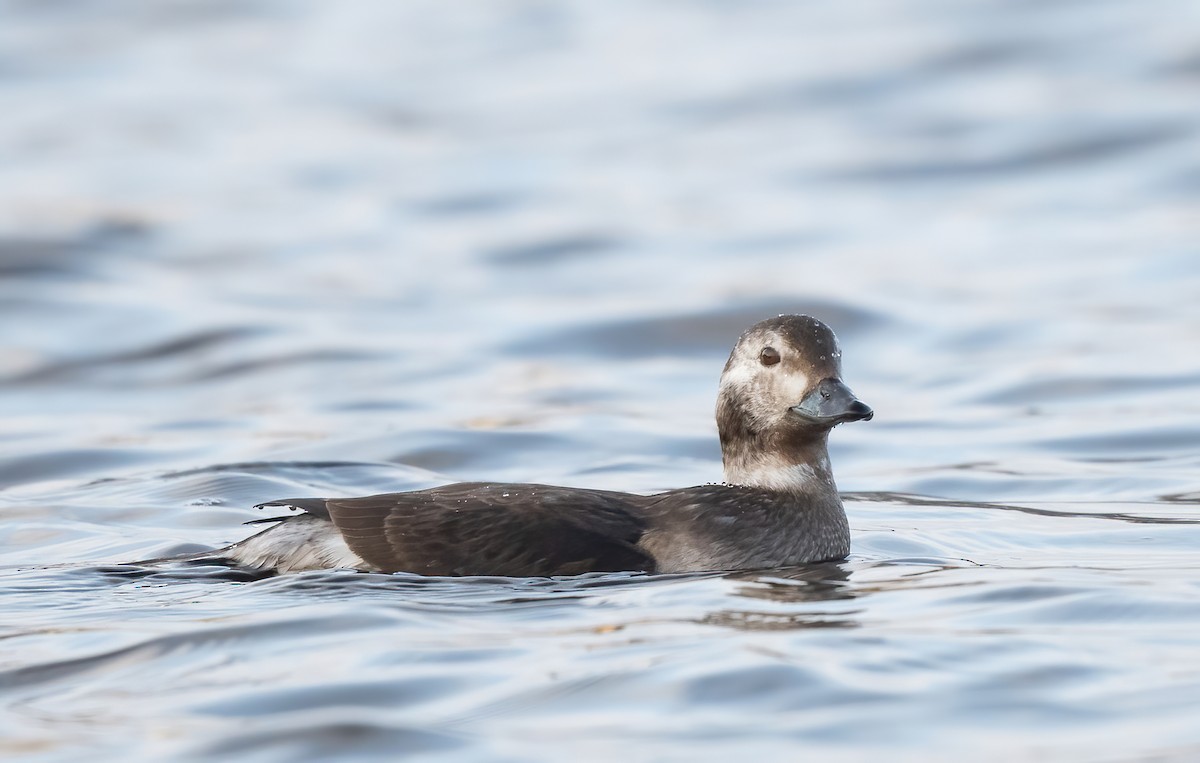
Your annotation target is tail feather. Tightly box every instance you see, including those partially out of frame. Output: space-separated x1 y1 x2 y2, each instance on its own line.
127 547 233 567
130 497 360 573
253 497 330 518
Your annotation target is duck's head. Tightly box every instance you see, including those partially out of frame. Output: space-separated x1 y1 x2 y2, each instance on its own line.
716 314 872 458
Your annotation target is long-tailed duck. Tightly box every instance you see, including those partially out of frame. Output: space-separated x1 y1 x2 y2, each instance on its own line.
200 314 872 576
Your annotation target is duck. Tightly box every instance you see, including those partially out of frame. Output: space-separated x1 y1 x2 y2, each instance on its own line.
210 314 873 576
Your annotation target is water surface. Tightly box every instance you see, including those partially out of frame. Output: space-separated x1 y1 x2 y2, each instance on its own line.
2 1 1199 761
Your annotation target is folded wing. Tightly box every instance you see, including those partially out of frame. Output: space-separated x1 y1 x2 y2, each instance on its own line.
259 483 653 576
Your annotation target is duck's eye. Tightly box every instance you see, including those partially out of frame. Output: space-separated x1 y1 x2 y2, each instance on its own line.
760 347 781 366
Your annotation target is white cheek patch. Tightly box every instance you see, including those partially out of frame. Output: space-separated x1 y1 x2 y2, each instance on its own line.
718 350 760 392
778 368 810 405
719 337 812 413
715 364 753 395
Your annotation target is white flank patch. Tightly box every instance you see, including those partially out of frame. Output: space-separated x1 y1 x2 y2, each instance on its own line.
224 516 370 573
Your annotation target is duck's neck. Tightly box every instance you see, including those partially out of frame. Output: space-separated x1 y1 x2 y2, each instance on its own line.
721 435 836 495
715 384 840 496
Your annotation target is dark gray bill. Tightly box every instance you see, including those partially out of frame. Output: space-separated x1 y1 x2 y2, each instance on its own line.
791 378 874 425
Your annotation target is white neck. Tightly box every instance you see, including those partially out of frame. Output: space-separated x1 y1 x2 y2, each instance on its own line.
723 450 834 493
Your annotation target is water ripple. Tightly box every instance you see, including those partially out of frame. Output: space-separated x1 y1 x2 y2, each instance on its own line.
2 1 1199 761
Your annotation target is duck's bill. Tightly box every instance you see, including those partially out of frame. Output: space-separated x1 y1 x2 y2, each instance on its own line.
791 378 874 425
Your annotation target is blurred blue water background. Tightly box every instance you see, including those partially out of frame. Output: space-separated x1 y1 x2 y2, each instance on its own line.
1 1 1199 761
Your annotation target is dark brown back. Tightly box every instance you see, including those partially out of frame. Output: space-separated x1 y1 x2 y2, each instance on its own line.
303 483 653 576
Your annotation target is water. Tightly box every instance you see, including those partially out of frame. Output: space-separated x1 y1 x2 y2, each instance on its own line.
2 1 1199 760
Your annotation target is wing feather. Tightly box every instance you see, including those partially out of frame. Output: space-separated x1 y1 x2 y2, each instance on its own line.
262 483 654 576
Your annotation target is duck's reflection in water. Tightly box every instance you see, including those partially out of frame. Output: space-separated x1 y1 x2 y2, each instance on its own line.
702 563 860 631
